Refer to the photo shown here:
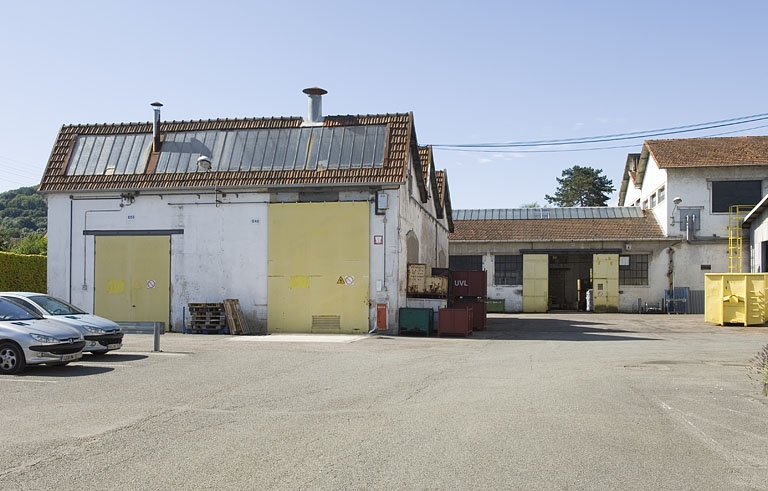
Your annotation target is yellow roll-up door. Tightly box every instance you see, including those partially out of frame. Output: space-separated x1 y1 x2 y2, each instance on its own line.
268 202 369 333
592 253 619 313
523 254 548 313
94 235 170 327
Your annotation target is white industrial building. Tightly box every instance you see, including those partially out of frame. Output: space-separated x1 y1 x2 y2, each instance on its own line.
39 89 453 333
449 136 768 313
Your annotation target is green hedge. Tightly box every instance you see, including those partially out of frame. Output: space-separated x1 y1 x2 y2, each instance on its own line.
0 251 46 292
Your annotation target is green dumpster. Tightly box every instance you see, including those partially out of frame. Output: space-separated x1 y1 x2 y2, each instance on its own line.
486 299 505 313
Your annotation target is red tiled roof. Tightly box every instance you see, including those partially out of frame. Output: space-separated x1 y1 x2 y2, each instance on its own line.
435 170 454 232
449 215 664 241
646 136 768 168
39 113 415 192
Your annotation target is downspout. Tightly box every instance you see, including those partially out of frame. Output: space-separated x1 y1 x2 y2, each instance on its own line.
667 247 675 304
382 216 387 291
69 198 74 302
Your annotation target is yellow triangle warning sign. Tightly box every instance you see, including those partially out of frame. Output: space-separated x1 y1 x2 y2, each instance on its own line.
337 276 345 285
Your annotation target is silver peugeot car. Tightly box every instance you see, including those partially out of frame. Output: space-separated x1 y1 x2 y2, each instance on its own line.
0 293 123 355
0 297 85 374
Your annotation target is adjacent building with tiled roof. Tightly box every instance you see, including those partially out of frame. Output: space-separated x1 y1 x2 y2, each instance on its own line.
447 135 768 315
40 88 452 334
449 208 673 313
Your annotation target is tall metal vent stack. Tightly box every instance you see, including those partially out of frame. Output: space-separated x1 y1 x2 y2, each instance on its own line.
151 101 163 152
302 87 327 125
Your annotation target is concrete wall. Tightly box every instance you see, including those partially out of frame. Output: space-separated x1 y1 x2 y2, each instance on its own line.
665 166 767 239
749 209 768 272
49 178 448 334
47 192 270 332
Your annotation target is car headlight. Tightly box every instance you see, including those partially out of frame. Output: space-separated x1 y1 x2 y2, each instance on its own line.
85 326 106 334
30 333 59 344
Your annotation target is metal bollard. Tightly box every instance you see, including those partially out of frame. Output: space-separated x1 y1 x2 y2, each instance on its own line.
153 322 161 352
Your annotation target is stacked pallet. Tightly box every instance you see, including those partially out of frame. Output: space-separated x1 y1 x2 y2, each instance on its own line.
223 299 263 335
187 303 228 334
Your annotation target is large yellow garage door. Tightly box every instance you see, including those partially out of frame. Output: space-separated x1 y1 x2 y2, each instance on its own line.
523 254 549 313
268 202 369 333
94 235 170 327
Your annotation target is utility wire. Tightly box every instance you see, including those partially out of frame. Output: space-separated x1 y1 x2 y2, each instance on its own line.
431 112 768 149
433 123 768 154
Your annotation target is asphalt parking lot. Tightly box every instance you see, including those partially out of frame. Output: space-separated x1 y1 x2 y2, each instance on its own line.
1 313 767 490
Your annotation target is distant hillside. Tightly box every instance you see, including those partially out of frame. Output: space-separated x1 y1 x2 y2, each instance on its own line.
0 186 47 248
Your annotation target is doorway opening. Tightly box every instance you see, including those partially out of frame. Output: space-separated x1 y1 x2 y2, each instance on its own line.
548 253 592 311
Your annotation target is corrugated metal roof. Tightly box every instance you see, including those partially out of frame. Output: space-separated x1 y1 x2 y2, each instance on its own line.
452 207 645 220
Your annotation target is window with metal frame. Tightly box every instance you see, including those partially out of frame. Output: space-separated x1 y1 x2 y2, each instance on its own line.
494 255 523 285
619 254 649 285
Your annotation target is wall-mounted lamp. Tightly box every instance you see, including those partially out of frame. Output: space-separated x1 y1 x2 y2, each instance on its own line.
196 156 222 206
670 196 682 226
197 155 212 171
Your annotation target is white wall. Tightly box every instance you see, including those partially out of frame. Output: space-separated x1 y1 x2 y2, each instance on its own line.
664 166 766 239
749 209 768 272
368 188 402 332
47 191 270 332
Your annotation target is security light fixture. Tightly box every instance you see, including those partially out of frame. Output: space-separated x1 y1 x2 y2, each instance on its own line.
671 197 682 226
197 156 212 171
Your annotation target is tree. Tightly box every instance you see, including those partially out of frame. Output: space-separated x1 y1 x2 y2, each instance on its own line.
520 201 545 209
12 233 47 255
545 165 615 207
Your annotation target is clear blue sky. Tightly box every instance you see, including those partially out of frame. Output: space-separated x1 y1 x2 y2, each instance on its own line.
2 1 767 208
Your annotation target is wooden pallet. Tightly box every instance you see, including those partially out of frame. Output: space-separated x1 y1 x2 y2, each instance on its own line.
188 302 226 332
224 299 260 335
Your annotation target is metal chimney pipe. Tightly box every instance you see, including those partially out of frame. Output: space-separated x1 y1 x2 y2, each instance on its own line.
302 87 327 124
151 101 163 152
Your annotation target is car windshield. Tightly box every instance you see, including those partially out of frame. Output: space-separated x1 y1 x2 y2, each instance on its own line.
0 298 42 321
28 295 87 315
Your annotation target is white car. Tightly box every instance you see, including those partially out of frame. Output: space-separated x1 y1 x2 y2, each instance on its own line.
0 293 123 355
0 297 85 374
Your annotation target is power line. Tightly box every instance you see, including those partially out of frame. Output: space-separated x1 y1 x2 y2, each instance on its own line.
432 123 768 155
431 112 768 150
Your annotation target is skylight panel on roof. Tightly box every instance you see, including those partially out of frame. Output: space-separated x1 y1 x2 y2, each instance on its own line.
66 134 151 176
65 125 387 177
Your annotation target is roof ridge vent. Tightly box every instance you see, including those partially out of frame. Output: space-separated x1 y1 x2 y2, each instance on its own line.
302 87 327 126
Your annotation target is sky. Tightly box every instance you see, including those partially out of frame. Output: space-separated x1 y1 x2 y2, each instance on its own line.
1 0 767 208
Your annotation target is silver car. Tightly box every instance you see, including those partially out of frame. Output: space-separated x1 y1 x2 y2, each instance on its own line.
0 297 85 374
0 293 123 355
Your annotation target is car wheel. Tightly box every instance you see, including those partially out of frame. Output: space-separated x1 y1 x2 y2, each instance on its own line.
0 342 26 375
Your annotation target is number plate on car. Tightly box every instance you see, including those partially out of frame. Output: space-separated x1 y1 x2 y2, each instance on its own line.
61 353 79 362
107 344 121 350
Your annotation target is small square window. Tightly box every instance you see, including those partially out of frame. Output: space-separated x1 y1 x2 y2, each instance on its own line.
658 186 665 203
650 194 657 208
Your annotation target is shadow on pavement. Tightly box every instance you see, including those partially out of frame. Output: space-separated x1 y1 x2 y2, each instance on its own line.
19 364 115 377
81 353 148 363
469 315 660 341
